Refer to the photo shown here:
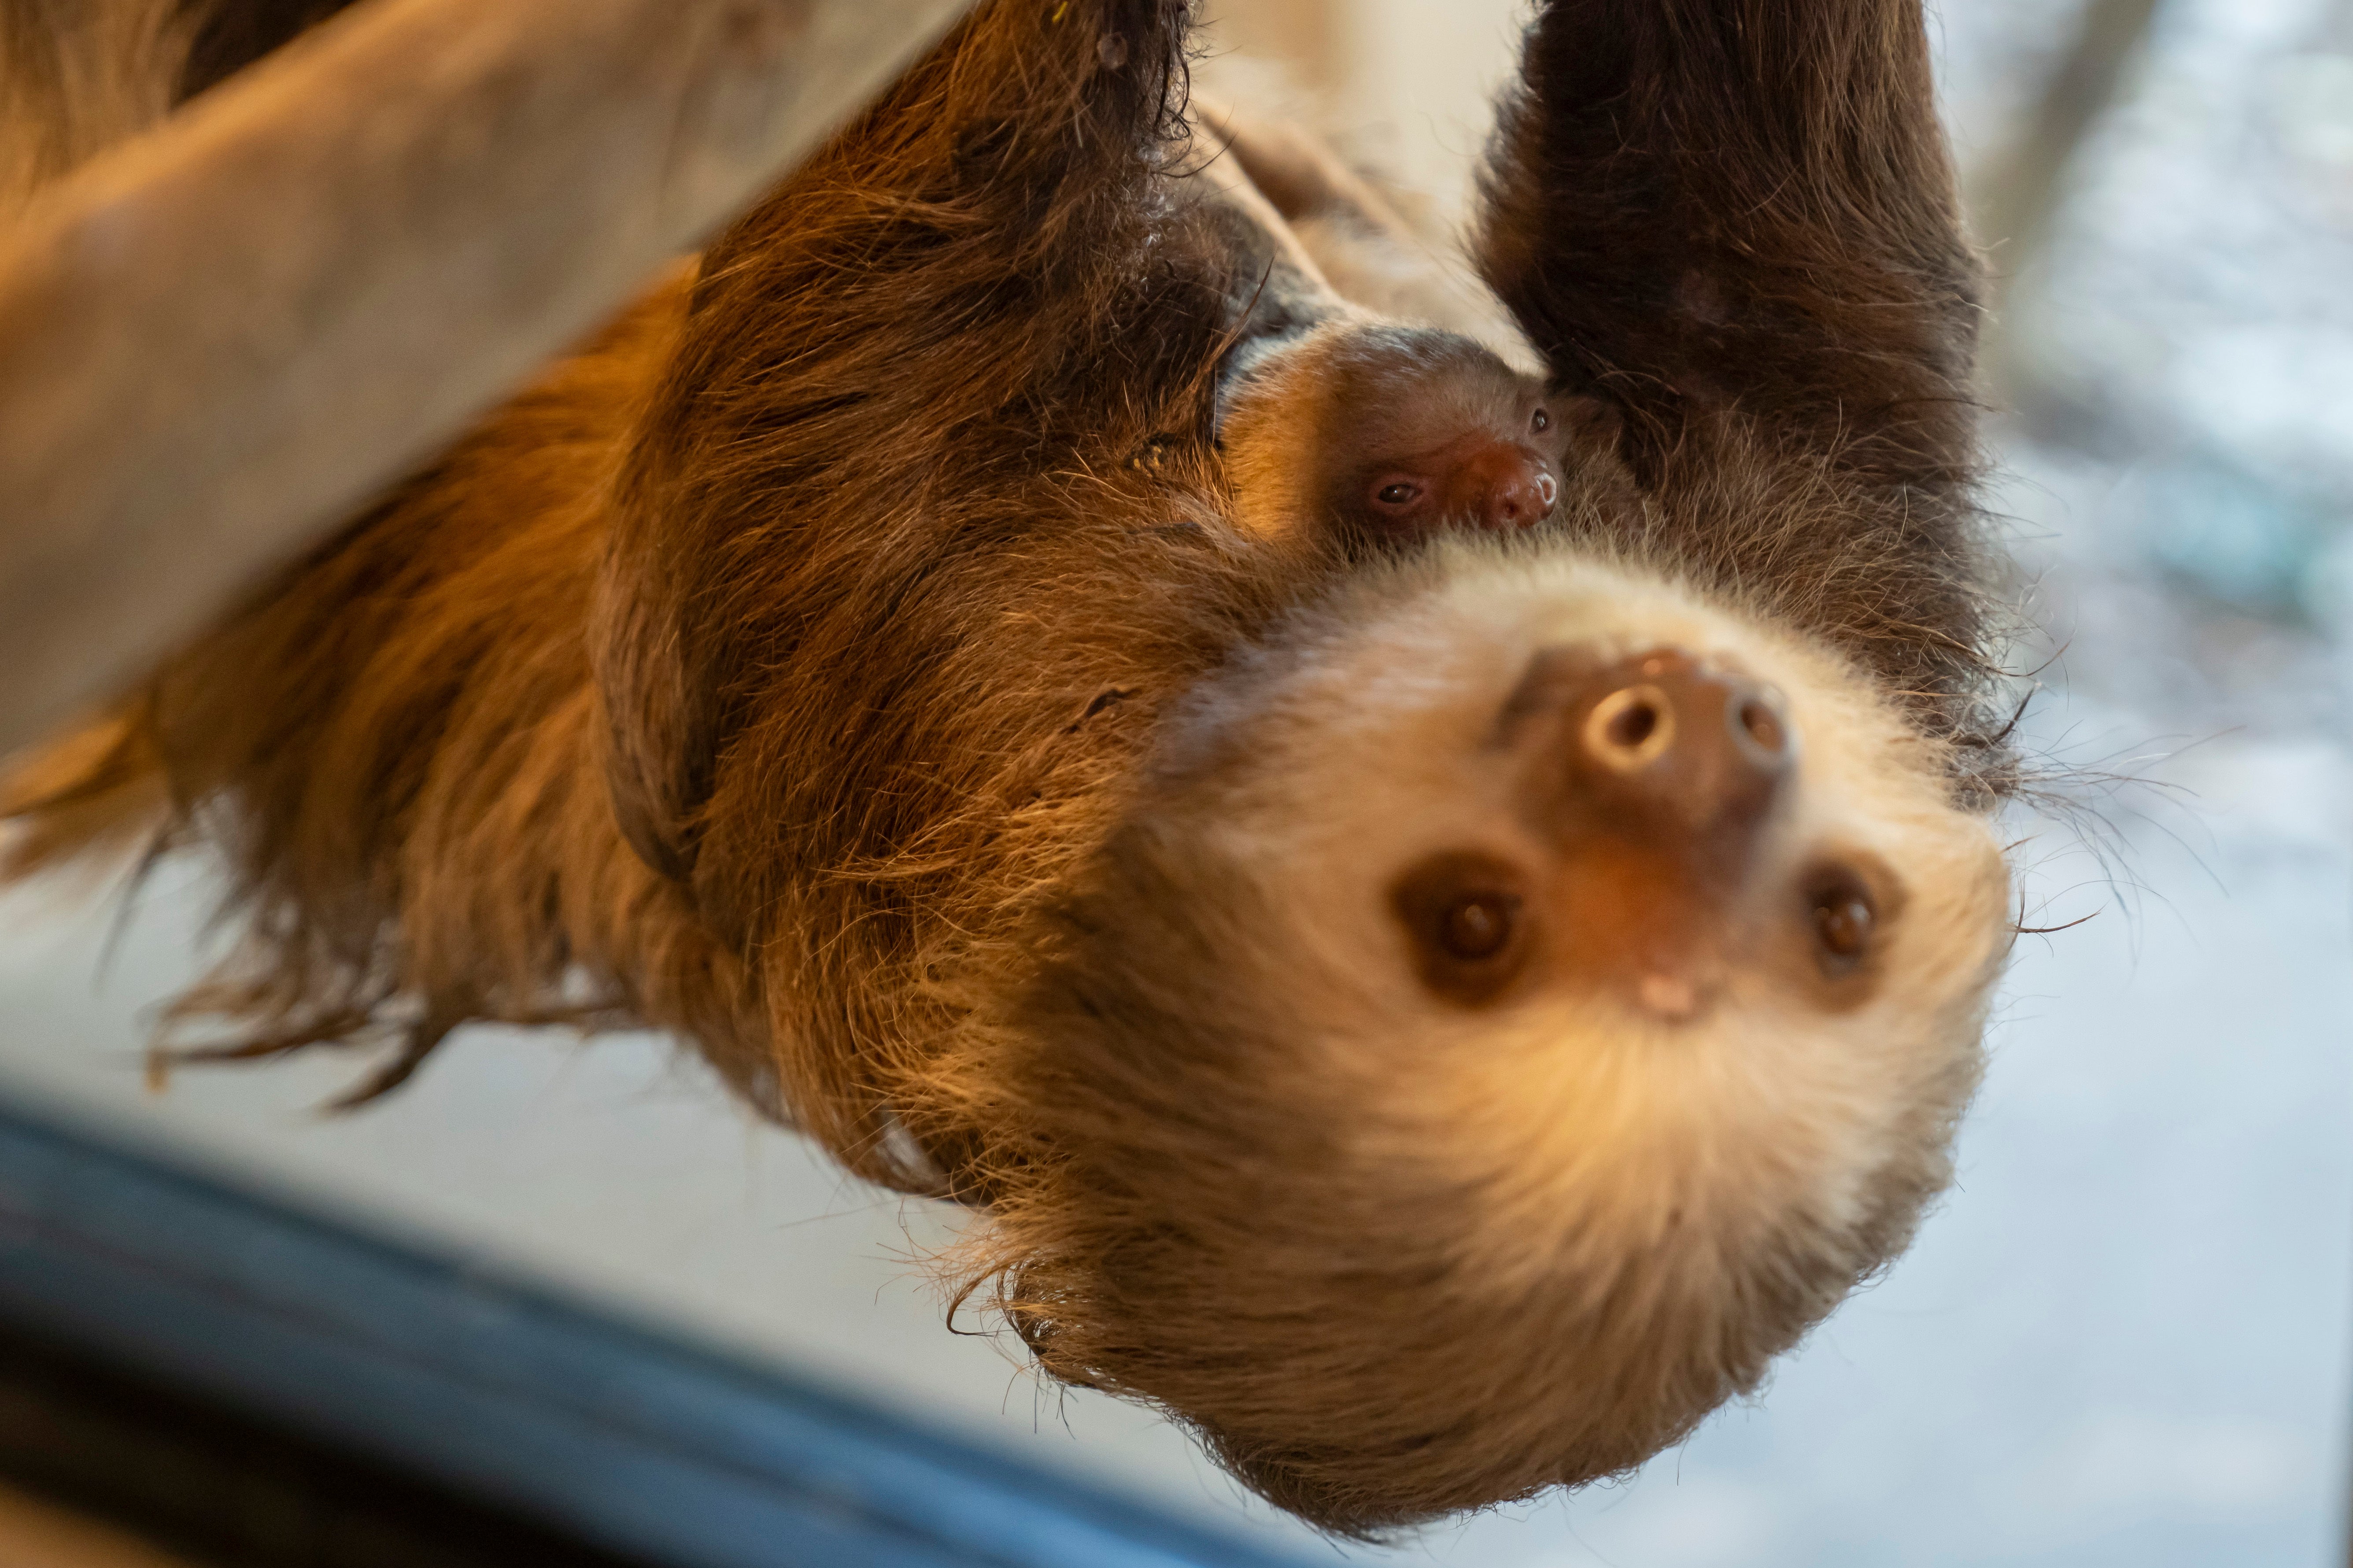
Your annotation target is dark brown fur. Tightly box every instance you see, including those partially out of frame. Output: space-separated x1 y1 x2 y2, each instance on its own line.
1480 0 1991 737
2 0 2006 1535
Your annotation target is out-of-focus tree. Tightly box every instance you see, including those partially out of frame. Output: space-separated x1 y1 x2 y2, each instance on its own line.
1965 0 2164 402
1199 0 1340 92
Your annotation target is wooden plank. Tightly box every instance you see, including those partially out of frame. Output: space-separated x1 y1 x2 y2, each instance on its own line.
0 0 971 755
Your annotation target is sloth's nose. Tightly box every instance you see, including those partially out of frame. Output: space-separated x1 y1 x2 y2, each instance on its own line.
1453 443 1558 529
1566 648 1792 855
1506 646 1798 1020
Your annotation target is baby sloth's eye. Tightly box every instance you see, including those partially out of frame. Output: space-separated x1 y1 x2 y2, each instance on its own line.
1531 406 1551 434
1392 852 1532 1006
1806 867 1879 978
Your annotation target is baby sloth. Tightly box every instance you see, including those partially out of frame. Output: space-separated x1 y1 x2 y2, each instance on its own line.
1221 325 1568 538
1198 108 1591 545
1 0 2021 1540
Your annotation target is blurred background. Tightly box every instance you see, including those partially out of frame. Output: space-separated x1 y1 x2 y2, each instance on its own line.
4 0 2353 1563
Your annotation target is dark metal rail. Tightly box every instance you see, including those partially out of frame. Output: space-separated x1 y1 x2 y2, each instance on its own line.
0 1098 1312 1568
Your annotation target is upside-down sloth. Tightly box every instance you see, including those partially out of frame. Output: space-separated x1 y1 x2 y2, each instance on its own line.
2 0 2017 1536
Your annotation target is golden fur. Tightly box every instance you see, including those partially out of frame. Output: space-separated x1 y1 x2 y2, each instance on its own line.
3 0 2017 1535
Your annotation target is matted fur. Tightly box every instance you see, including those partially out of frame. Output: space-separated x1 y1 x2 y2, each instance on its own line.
2 0 2014 1536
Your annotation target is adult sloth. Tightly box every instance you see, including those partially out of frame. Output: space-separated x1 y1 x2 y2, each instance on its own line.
4 0 2015 1535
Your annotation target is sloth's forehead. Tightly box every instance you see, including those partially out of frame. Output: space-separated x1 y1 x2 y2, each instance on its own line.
1176 541 1997 889
1230 547 1877 775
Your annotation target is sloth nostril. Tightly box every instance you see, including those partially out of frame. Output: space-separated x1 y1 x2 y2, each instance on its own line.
1609 701 1658 749
1584 683 1676 768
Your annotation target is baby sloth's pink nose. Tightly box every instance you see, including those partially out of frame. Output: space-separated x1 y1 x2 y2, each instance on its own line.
1448 442 1559 530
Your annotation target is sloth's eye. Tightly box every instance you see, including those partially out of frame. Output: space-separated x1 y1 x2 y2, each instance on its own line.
1392 853 1532 1005
1440 894 1515 961
1531 407 1551 433
1816 896 1872 959
1807 869 1878 976
1375 481 1422 507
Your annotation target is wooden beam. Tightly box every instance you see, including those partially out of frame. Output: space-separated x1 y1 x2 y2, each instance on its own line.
0 0 971 756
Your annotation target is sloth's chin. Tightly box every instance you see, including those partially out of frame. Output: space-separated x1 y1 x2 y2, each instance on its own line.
1337 983 1994 1309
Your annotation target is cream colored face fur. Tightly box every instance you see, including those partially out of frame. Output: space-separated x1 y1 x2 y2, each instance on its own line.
1159 539 2013 1304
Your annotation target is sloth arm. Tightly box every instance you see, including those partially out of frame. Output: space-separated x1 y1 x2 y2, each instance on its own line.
1479 0 1980 496
598 0 1217 900
594 0 1305 1175
1478 0 1991 722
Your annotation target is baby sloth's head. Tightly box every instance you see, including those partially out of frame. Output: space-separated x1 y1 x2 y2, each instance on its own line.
1219 321 1574 542
957 540 2011 1535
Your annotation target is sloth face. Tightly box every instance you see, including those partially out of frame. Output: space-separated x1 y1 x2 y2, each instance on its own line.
974 540 2011 1531
1194 544 2012 1294
1309 332 1570 537
1219 323 1574 542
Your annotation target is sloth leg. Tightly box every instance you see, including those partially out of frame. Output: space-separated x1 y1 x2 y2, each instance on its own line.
1190 98 1412 239
1182 106 1346 338
1193 96 1533 356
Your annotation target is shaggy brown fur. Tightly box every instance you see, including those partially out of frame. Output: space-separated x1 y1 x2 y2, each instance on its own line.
2 0 2012 1536
1479 0 1991 732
